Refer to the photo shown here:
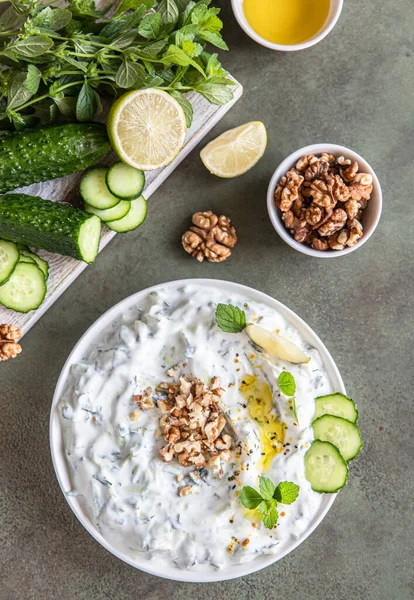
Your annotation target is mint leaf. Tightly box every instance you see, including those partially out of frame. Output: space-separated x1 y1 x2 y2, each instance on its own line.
215 304 246 333
158 0 179 25
240 486 263 509
25 65 41 94
76 81 98 121
54 96 77 117
258 500 278 529
198 29 228 50
115 59 145 88
273 482 300 505
7 72 33 110
163 44 205 75
195 82 234 105
278 372 296 396
170 91 193 127
259 476 275 501
0 6 22 31
10 35 54 58
33 7 72 32
138 13 162 39
114 0 156 18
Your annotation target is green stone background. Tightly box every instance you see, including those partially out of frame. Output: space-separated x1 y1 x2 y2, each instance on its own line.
1 1 413 598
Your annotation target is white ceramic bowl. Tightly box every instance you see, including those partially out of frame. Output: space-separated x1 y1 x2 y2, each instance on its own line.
231 0 343 52
50 279 346 582
267 143 383 258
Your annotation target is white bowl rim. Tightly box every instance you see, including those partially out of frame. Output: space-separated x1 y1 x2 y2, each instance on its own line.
267 143 383 258
231 0 344 51
50 278 346 582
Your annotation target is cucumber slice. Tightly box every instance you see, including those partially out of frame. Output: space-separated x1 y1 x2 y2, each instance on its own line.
80 167 120 210
19 254 36 264
20 250 49 279
106 162 145 200
313 415 362 461
305 440 348 493
314 393 358 424
0 240 19 285
0 262 46 312
85 200 131 223
106 196 147 233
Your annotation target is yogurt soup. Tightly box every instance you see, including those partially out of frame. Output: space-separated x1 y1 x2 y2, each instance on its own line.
58 283 333 570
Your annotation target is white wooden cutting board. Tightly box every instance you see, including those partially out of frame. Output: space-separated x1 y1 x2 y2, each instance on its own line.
0 80 243 335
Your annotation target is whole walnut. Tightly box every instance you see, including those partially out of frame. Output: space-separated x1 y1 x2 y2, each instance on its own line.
182 211 237 263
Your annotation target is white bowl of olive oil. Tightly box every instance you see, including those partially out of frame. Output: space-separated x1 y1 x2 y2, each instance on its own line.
231 0 343 51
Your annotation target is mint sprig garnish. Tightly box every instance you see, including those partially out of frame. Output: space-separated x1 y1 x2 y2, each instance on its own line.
240 476 300 529
278 372 299 424
278 371 296 396
239 486 263 509
215 303 246 333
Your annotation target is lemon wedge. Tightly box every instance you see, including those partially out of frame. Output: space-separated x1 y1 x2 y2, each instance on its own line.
200 121 267 178
107 89 187 171
246 324 310 364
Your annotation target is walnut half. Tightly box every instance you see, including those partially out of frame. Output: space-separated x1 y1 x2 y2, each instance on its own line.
0 324 22 361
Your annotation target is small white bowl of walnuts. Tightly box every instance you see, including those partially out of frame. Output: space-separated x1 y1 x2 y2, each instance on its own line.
267 144 382 257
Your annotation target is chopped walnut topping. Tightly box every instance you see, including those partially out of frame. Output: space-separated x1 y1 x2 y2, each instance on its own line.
134 390 154 410
157 374 234 478
0 324 22 361
129 410 141 421
182 211 237 263
178 485 193 497
275 153 374 251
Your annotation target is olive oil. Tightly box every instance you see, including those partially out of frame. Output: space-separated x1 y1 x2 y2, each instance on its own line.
243 0 331 46
240 374 285 472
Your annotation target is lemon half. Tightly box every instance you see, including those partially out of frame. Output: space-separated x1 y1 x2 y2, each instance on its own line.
107 89 187 171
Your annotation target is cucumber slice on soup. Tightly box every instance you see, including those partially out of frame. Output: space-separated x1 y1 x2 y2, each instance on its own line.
305 440 348 493
312 415 362 461
314 393 358 423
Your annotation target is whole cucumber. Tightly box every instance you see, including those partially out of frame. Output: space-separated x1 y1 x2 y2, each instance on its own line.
0 194 101 263
0 123 111 193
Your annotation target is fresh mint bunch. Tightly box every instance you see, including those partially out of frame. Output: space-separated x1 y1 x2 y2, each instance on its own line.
0 0 234 130
240 476 300 529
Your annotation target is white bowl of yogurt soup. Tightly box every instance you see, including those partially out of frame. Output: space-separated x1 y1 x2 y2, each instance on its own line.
50 279 346 582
